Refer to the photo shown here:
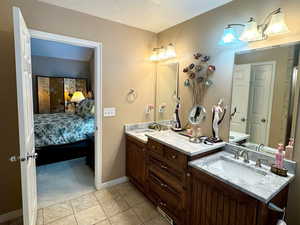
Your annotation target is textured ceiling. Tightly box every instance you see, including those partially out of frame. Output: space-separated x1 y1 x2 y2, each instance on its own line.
31 38 93 62
38 0 232 33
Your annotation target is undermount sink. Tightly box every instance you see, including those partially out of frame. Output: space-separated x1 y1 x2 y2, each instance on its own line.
133 129 156 134
206 156 267 185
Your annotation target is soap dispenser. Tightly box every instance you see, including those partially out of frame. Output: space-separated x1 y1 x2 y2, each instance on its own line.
275 143 284 169
285 138 294 160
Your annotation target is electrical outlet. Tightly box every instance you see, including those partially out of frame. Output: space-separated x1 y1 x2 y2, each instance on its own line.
104 107 116 117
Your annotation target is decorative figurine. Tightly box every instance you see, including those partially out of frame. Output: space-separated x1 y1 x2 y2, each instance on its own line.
211 99 226 142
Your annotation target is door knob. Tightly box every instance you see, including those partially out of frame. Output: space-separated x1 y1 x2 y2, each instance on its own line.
9 153 38 162
261 118 266 123
241 118 246 122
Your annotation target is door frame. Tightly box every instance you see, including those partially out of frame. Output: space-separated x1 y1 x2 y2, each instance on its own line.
249 61 276 145
29 29 103 189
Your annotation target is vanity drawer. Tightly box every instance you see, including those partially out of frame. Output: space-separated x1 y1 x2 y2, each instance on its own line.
164 146 187 169
149 162 185 193
148 172 184 214
148 155 186 185
148 139 164 156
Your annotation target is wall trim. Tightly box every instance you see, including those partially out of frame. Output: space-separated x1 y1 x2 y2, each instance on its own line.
0 209 22 223
96 176 128 190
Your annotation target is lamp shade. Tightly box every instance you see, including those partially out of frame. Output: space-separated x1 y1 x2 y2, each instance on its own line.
239 20 263 42
150 48 159 61
165 43 176 58
158 47 166 60
265 11 289 36
219 27 240 45
70 91 85 103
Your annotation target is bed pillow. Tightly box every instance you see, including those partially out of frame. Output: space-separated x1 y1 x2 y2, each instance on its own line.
76 99 95 118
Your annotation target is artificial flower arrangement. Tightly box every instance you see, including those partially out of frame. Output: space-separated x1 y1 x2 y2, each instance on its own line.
183 53 216 104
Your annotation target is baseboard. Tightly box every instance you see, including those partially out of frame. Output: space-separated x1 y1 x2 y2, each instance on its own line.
0 209 22 223
95 176 128 190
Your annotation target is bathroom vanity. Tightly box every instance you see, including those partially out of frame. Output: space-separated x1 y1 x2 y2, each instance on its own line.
125 127 295 225
125 43 299 224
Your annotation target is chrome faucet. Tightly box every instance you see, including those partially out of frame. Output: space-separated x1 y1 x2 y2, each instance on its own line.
256 144 264 152
255 158 269 167
240 150 250 163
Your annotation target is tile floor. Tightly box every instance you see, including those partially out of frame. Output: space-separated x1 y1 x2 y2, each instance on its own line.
37 158 95 208
3 182 170 225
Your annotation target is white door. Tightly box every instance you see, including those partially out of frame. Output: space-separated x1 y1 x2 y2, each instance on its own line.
13 7 37 225
248 63 274 145
230 64 251 133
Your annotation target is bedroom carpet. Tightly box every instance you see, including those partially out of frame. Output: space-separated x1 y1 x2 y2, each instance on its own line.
37 158 95 208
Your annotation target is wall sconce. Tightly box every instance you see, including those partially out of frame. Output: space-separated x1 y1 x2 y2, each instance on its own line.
150 43 176 61
220 8 289 44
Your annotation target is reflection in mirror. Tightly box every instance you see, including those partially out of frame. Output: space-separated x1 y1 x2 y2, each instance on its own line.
188 105 206 143
230 43 300 155
189 105 207 125
155 62 179 124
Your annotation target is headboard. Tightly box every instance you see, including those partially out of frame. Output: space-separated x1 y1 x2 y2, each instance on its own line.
36 75 88 114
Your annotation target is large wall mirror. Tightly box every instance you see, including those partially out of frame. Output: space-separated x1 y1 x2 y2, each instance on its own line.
229 43 300 155
155 62 179 123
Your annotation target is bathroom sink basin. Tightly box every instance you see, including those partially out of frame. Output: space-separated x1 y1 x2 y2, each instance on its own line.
206 156 267 185
133 129 156 134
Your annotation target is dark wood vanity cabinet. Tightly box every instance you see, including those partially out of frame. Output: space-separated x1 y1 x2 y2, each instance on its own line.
188 166 289 225
126 135 289 225
147 139 188 225
125 136 147 192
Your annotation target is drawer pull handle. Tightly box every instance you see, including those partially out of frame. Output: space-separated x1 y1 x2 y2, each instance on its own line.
159 201 167 207
171 155 177 159
160 182 168 188
160 164 168 169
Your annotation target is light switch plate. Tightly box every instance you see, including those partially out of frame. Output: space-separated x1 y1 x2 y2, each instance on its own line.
104 107 116 117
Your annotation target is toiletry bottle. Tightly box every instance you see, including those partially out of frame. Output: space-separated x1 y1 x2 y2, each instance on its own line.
285 138 294 160
275 144 284 169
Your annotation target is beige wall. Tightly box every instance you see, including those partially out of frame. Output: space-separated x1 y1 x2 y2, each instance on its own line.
0 0 156 215
157 0 300 224
235 46 293 148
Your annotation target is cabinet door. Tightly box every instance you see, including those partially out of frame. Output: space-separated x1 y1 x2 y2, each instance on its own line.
189 168 258 225
126 138 146 189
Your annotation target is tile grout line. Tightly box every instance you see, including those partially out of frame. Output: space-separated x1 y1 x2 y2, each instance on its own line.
69 199 79 225
92 190 111 224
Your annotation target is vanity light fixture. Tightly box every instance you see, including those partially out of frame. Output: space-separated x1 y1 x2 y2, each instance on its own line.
220 8 289 44
150 43 176 61
239 18 263 42
219 25 244 45
264 9 289 36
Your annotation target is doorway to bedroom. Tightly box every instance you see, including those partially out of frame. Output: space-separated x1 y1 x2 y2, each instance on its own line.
29 32 102 208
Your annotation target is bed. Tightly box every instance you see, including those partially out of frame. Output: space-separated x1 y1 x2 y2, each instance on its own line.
34 109 95 166
34 113 94 147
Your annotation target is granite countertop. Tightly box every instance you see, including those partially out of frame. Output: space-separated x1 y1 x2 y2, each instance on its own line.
125 129 150 144
146 130 226 156
189 151 295 203
124 123 225 156
229 131 250 143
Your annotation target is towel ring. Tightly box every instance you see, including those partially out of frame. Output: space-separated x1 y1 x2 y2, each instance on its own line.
127 88 137 103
